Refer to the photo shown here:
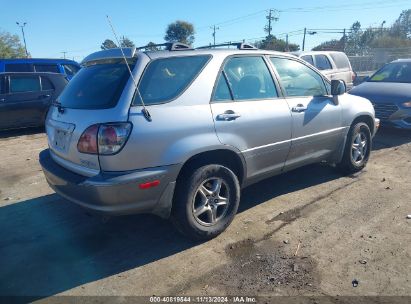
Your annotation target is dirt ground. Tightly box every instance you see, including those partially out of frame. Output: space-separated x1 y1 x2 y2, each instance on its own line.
0 127 410 303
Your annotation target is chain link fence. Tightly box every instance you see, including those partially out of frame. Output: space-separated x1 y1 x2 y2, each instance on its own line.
348 47 411 73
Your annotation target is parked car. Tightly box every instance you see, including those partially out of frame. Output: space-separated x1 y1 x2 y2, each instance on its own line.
0 72 67 130
292 51 355 90
0 58 80 80
349 59 411 129
39 43 378 240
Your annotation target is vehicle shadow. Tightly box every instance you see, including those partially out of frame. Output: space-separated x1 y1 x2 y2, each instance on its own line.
0 127 45 139
372 126 411 150
0 163 341 300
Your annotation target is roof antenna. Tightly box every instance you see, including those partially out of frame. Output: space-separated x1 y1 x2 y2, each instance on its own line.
106 15 151 122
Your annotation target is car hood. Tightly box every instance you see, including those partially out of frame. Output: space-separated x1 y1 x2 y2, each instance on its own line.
349 82 411 104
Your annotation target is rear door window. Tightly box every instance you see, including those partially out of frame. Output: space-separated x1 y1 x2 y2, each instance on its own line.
34 64 60 73
59 60 135 109
314 55 332 70
134 55 211 105
9 76 41 93
5 63 32 72
40 76 54 90
301 55 314 66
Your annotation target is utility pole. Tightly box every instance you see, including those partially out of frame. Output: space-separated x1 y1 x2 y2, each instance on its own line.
211 25 219 46
16 21 28 57
265 9 279 37
302 28 307 51
302 28 316 51
342 28 346 52
61 51 67 59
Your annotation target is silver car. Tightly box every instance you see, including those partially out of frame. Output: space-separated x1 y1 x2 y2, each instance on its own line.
39 43 378 240
293 51 356 90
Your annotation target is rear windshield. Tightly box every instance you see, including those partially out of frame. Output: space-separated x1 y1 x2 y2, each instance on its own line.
59 60 134 109
134 55 211 105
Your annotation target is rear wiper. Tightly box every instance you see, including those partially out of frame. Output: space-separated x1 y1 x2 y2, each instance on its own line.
52 100 65 114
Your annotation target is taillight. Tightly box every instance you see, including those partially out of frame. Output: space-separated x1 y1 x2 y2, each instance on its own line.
77 123 132 155
77 124 99 154
352 72 356 82
98 123 132 155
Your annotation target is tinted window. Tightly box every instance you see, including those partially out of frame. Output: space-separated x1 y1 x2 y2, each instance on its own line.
34 64 60 73
369 62 411 83
271 57 327 97
219 56 278 101
301 55 314 66
135 56 210 105
5 63 32 72
63 64 80 76
41 76 54 90
329 53 351 69
213 73 232 101
314 55 332 70
10 76 41 93
59 61 134 109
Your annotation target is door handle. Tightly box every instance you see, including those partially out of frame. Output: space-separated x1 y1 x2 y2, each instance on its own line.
216 111 241 121
39 94 51 99
0 98 5 102
291 104 307 113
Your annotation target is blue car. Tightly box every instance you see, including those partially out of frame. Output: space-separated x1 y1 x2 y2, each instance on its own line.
349 59 411 129
0 58 80 80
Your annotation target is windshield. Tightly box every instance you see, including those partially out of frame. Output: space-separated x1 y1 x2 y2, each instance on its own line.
369 62 411 83
59 60 135 109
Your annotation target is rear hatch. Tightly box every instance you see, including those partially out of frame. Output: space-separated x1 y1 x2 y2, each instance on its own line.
46 52 146 177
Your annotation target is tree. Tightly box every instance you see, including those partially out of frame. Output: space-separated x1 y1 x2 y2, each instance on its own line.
312 39 344 51
391 9 411 38
120 36 135 48
145 41 159 51
0 30 27 58
256 35 299 52
164 20 195 45
101 39 117 50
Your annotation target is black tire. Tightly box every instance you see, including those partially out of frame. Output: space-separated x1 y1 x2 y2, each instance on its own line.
337 122 371 174
171 164 240 240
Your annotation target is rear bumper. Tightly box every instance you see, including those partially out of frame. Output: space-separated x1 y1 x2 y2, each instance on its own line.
39 149 180 218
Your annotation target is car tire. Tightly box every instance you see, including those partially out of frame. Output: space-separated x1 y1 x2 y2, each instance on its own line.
171 164 240 240
337 122 371 174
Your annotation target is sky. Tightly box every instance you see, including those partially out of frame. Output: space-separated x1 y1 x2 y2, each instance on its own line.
0 0 409 61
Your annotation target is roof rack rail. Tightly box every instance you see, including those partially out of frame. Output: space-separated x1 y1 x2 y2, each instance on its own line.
136 42 193 51
196 42 258 50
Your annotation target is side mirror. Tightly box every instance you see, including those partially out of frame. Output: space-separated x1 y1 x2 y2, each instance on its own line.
331 80 346 96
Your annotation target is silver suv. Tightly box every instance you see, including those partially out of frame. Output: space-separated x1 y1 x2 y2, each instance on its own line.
39 43 378 240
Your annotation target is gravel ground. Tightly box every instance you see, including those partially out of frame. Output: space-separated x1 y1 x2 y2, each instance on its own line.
0 127 410 303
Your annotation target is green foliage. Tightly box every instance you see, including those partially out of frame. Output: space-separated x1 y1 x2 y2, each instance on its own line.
101 39 117 50
313 11 411 55
256 35 299 52
120 36 135 48
164 20 195 45
0 30 26 58
145 42 159 51
101 37 135 49
312 39 344 51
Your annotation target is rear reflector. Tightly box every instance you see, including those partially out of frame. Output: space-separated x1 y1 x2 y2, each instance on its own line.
139 180 160 190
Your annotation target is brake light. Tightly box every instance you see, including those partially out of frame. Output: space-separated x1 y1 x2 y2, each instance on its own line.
77 123 132 155
352 72 356 82
98 123 132 155
77 124 99 154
